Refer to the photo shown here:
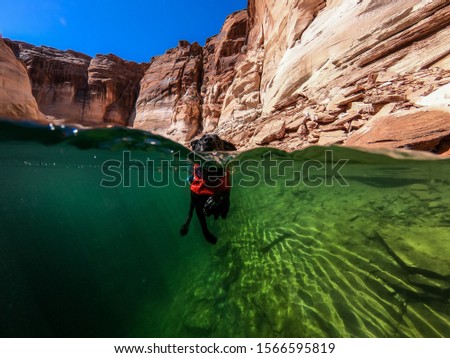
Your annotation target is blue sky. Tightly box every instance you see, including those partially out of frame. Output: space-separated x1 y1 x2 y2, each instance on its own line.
0 0 247 63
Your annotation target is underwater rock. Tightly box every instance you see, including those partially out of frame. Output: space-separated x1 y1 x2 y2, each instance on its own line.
408 184 430 191
378 226 450 278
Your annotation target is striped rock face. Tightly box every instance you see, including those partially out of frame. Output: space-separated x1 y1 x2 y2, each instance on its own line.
2 40 147 126
0 39 45 121
1 1 449 154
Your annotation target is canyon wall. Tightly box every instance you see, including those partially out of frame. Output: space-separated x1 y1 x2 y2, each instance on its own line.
215 0 450 154
132 10 248 142
1 0 449 154
3 40 147 126
131 41 203 140
0 40 44 120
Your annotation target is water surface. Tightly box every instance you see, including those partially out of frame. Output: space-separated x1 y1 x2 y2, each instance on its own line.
0 120 448 337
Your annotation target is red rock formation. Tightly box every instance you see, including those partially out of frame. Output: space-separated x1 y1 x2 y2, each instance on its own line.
0 39 45 120
202 10 248 132
132 41 203 142
9 41 92 122
132 11 247 143
5 41 147 126
214 0 450 154
346 108 450 153
1 0 450 155
88 54 147 125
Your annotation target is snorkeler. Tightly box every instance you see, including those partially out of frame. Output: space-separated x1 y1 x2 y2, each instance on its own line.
180 134 236 245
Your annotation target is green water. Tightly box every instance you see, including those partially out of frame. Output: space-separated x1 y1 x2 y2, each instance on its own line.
0 120 449 337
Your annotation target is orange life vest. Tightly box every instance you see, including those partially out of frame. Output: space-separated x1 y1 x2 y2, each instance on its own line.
190 164 230 196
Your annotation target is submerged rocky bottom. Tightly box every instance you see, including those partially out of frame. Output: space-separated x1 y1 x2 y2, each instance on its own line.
159 154 450 337
0 121 449 337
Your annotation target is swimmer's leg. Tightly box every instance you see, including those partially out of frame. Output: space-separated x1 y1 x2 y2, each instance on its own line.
220 191 230 219
180 192 195 236
195 195 217 245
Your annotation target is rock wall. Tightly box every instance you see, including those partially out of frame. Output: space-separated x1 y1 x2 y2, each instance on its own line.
0 39 45 120
202 10 248 132
4 40 147 126
87 54 148 125
244 0 450 112
225 0 326 116
346 108 450 154
1 0 449 154
132 10 247 142
131 41 203 141
216 0 450 153
131 0 450 153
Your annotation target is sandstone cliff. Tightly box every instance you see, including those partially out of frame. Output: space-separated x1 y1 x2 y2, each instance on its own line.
3 40 147 126
128 0 450 154
132 10 248 142
214 0 450 154
131 41 203 141
201 10 248 133
0 39 45 121
1 0 449 155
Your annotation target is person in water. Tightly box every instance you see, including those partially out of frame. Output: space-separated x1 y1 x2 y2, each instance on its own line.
180 134 236 244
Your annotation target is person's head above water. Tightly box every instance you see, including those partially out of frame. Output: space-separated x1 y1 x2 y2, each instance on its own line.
190 134 237 152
